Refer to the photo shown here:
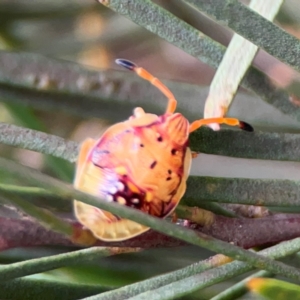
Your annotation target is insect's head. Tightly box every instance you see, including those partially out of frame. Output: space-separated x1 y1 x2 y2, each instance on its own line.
159 113 189 146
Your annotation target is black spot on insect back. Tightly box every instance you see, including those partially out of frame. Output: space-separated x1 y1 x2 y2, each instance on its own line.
150 161 157 169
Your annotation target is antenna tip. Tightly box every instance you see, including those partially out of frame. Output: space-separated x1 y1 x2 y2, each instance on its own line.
239 121 254 132
115 59 137 70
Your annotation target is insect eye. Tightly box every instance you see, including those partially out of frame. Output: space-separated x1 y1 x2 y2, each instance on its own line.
140 143 144 147
150 161 157 169
157 136 163 142
171 149 178 155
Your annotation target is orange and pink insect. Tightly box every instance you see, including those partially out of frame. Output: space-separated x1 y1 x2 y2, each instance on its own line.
74 59 253 241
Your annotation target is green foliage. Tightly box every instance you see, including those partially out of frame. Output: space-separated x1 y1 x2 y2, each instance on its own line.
0 1 300 300
247 277 300 300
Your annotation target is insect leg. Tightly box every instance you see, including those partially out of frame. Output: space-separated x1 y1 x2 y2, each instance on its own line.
189 118 253 133
191 151 199 159
171 212 178 223
115 59 177 114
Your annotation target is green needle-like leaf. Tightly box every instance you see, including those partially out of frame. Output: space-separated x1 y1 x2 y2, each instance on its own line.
184 0 300 72
247 277 300 300
0 156 300 282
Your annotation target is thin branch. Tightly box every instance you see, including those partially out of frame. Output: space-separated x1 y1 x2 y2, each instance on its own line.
0 217 185 250
1 157 300 281
184 0 300 72
0 193 72 237
2 208 300 250
176 206 300 249
97 0 300 122
0 217 73 250
191 213 300 249
0 192 98 246
81 238 300 300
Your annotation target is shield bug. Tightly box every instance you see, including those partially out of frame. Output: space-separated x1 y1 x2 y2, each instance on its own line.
74 59 253 241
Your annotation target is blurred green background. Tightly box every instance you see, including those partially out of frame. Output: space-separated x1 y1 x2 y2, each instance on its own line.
0 0 300 299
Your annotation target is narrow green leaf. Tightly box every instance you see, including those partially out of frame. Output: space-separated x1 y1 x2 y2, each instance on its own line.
87 239 300 300
247 278 300 300
0 247 116 282
184 177 300 207
0 122 79 163
0 156 300 282
0 277 110 300
211 270 272 300
184 0 300 72
4 103 73 181
190 128 300 161
203 0 283 130
4 122 300 163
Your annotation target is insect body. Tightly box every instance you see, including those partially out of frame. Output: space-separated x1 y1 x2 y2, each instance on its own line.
74 59 253 241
